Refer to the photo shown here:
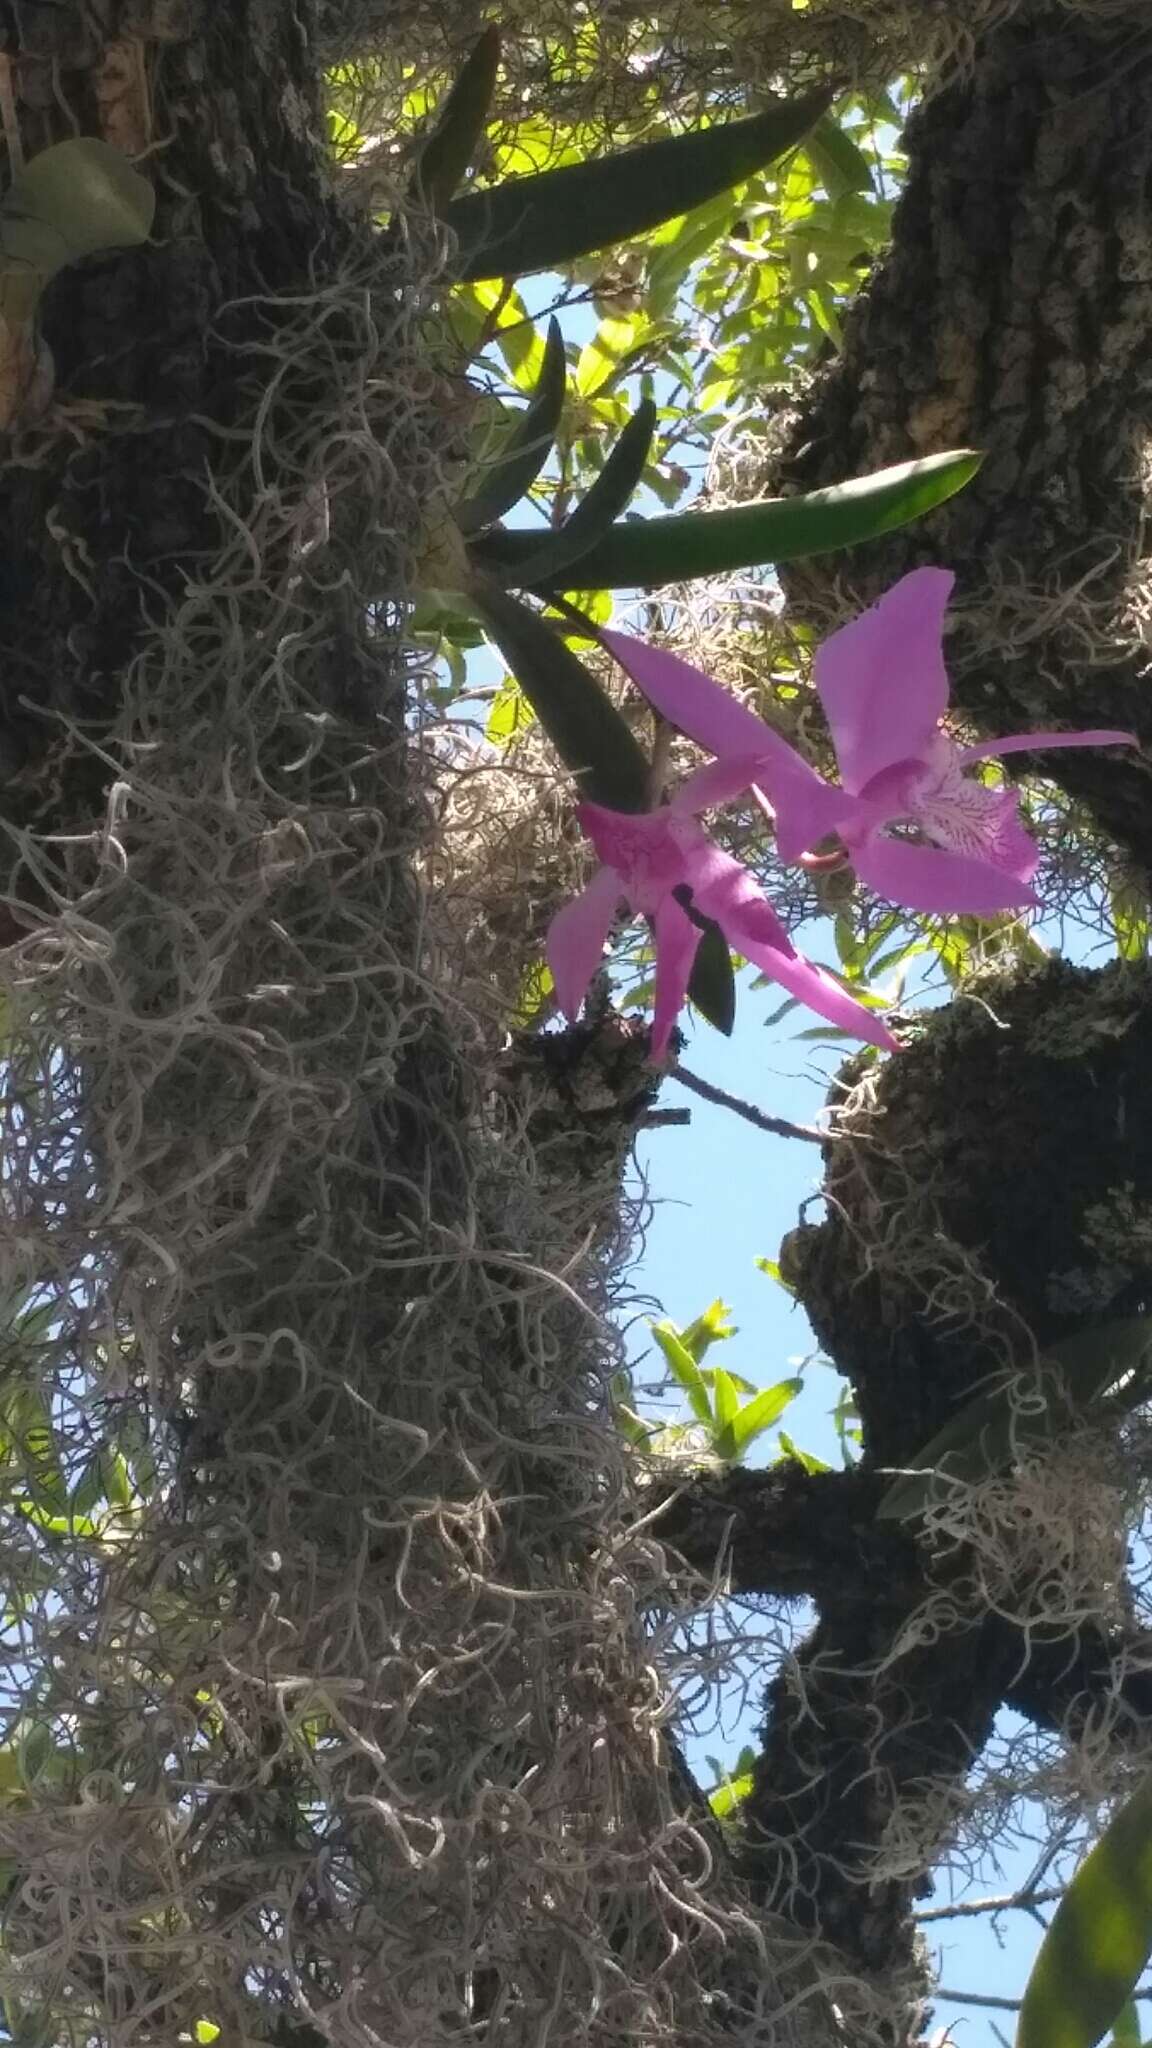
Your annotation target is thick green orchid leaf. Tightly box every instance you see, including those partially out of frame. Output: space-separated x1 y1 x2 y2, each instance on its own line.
1017 1770 1152 2048
0 138 155 321
714 1377 803 1462
473 450 984 592
456 316 567 534
878 1315 1152 1522
1109 2002 1142 2048
651 1321 713 1424
409 26 501 213
686 916 736 1036
472 585 651 810
678 1299 736 1364
507 398 658 586
446 88 831 282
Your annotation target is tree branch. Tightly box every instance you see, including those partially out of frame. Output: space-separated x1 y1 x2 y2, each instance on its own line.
651 1462 919 1601
669 1063 826 1144
916 1885 1062 1923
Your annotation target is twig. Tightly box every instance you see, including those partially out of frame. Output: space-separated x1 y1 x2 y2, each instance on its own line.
669 1063 826 1144
936 1990 1021 2012
916 1884 1063 1923
639 1107 692 1129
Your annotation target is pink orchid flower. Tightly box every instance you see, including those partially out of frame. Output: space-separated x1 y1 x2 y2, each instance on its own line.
547 761 899 1057
601 570 1138 917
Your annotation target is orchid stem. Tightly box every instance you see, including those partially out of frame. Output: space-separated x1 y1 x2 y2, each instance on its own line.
668 1063 826 1144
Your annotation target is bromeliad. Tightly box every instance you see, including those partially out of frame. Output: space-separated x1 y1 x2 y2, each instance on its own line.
547 763 899 1057
601 570 1138 917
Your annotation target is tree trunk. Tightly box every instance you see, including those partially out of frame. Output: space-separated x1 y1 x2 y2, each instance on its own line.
0 11 806 2048
775 6 1152 871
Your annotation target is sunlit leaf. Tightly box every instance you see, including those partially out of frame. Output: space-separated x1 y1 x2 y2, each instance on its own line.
446 90 830 280
678 1299 736 1363
777 1431 830 1473
486 675 535 747
715 1377 803 1461
1111 872 1149 963
803 114 875 200
709 1366 741 1439
512 958 554 1028
650 1321 713 1425
646 193 736 318
756 1257 797 1296
709 1770 754 1818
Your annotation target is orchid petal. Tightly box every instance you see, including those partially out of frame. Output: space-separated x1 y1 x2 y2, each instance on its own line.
674 839 796 956
958 729 1139 766
603 629 772 760
546 865 622 1021
851 835 1039 916
814 567 954 792
651 895 702 1057
671 753 765 815
742 942 900 1051
683 843 897 1049
762 759 875 863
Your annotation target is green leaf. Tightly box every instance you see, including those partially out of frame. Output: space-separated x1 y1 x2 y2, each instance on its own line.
756 1257 797 1296
709 1770 754 1819
698 1364 757 1397
491 398 657 588
650 1321 713 1425
803 113 875 200
686 919 737 1036
195 2024 222 2046
646 193 735 318
575 309 646 399
457 316 567 534
716 1378 803 1461
1111 873 1149 963
1 138 155 321
777 1431 830 1473
409 27 501 213
678 1299 736 1364
1111 2002 1142 2048
1018 1770 1152 2048
486 675 535 747
478 450 984 591
511 958 554 1027
446 89 831 281
471 585 651 810
877 1316 1152 1522
710 1366 741 1437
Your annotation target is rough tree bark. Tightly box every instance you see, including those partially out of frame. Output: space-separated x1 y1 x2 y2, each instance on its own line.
654 8 1152 2023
